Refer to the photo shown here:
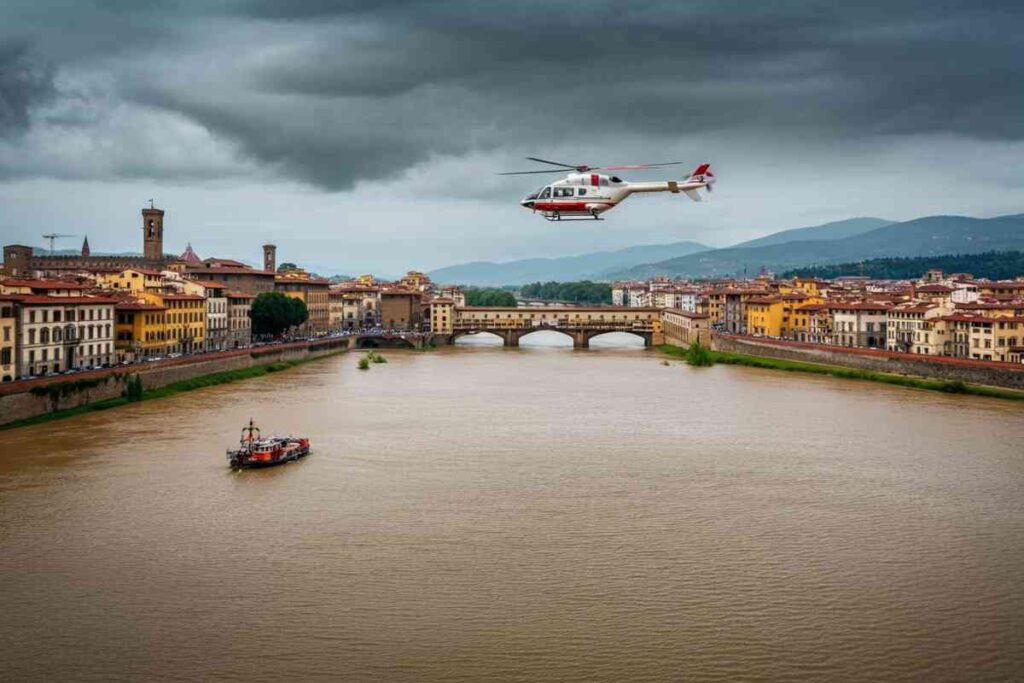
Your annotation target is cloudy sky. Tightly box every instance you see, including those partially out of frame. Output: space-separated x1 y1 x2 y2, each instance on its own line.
1 1 1022 275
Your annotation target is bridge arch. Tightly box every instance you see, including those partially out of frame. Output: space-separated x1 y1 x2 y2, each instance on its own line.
517 328 576 347
587 330 649 347
357 336 416 350
453 331 504 345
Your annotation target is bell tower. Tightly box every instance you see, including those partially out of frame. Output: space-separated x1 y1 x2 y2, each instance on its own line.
142 204 165 261
263 244 277 272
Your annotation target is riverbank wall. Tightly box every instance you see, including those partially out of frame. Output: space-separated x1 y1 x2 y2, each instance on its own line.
712 334 1024 390
0 337 355 426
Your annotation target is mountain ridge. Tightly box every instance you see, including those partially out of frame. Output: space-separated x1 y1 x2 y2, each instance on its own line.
609 213 1024 279
427 240 710 286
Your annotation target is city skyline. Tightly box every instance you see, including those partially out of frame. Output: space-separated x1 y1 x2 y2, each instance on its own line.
2 1 1023 273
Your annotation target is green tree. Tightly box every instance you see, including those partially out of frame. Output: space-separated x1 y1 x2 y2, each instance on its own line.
781 250 1024 280
464 288 517 307
250 292 309 336
277 262 299 272
521 280 612 304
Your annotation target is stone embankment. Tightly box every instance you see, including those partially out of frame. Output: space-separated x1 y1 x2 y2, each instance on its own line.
0 337 355 426
712 334 1024 390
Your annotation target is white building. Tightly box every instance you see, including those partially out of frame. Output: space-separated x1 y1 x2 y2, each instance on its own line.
832 303 891 349
17 295 116 376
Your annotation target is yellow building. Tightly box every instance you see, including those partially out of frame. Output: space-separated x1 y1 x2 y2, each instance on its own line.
705 289 727 324
429 298 454 334
400 271 433 292
140 292 206 353
1 295 16 381
102 268 165 293
746 296 784 336
115 300 171 359
791 277 829 297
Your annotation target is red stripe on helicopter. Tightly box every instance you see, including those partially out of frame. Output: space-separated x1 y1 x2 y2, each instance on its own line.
533 201 614 212
591 174 599 187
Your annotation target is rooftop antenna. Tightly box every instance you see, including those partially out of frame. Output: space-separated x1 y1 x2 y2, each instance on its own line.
148 199 155 209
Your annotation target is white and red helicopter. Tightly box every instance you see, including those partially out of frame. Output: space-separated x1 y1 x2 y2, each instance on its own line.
499 157 715 221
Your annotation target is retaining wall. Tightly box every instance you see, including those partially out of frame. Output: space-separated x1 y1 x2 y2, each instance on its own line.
0 337 353 426
712 334 1024 390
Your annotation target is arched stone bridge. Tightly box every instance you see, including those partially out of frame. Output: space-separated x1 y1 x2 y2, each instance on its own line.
447 306 662 348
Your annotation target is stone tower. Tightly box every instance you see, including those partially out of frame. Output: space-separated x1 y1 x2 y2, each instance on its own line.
263 244 276 272
81 236 90 257
142 206 165 261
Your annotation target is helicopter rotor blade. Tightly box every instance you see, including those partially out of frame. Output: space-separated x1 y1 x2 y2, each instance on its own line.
525 157 580 169
496 169 570 176
598 162 685 171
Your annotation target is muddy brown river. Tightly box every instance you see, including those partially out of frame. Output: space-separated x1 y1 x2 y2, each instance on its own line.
2 340 1023 681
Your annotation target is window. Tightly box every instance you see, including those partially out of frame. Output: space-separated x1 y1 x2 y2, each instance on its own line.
539 187 551 199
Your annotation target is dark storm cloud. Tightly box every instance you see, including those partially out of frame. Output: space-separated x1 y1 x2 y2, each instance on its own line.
0 41 54 135
2 0 1022 188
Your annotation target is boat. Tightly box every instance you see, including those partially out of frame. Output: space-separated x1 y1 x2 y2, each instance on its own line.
227 418 311 469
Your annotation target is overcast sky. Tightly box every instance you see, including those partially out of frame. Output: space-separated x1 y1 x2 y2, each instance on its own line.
1 1 1022 275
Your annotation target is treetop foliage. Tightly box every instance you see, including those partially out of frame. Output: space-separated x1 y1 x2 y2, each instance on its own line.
781 251 1024 280
250 291 309 336
520 280 612 304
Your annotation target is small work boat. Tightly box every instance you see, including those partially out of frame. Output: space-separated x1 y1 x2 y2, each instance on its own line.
227 418 310 469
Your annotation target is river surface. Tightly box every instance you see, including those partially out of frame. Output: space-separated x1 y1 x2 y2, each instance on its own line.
2 339 1023 682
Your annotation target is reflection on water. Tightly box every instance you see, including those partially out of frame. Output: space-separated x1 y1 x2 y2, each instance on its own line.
1 346 1023 682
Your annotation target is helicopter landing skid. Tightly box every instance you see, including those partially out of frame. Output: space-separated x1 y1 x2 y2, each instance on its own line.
542 214 603 222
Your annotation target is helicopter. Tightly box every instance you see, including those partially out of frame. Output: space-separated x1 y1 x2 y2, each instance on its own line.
499 157 715 221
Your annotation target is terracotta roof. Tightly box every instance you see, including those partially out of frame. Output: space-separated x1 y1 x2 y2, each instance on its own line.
119 268 163 276
916 284 954 293
663 308 709 319
18 295 117 305
225 291 255 299
161 294 205 301
830 302 893 311
937 315 996 323
890 304 935 313
186 266 275 276
796 304 829 312
1 278 90 289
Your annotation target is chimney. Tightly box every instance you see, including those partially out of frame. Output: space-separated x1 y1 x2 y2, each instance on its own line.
263 244 276 272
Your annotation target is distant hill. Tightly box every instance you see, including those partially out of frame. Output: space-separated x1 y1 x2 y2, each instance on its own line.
609 214 1024 279
731 217 893 248
428 240 710 286
781 250 1024 280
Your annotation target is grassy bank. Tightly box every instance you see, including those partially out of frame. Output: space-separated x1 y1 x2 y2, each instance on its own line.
1 351 345 431
658 344 1024 402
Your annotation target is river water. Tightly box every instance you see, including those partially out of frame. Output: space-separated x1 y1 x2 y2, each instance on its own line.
2 339 1023 681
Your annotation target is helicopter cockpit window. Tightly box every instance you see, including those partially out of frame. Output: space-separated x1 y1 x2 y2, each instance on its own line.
539 187 551 199
526 188 541 200
610 176 622 183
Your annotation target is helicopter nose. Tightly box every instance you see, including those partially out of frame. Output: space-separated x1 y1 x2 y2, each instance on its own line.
520 199 535 209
